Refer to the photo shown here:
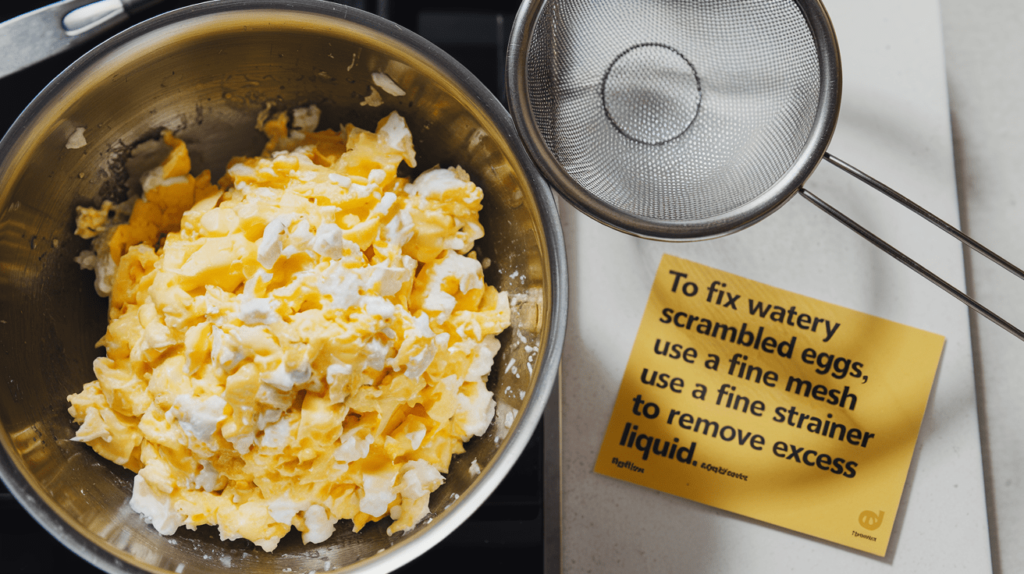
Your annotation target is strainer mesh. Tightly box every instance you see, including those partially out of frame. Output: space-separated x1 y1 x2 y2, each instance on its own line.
525 0 821 222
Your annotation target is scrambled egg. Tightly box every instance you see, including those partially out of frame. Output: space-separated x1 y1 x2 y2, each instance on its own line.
68 107 510 551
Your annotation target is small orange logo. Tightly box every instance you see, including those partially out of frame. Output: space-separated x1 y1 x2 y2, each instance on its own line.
858 510 885 531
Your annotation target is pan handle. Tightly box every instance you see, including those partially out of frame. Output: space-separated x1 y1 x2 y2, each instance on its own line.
0 0 165 80
799 153 1024 341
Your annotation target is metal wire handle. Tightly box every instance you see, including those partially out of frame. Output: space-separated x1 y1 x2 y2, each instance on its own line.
800 152 1024 341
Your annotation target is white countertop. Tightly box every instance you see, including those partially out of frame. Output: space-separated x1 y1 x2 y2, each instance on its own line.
558 0 1001 570
940 1 1024 572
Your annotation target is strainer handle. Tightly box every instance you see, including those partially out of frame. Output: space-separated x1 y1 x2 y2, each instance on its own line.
824 153 1024 280
799 154 1024 342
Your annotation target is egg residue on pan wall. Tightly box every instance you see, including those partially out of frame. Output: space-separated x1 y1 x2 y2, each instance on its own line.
67 106 510 551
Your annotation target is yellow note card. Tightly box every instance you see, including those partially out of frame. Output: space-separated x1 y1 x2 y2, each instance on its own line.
595 254 945 556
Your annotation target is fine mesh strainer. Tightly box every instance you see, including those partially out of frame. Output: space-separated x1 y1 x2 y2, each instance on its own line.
506 0 1024 341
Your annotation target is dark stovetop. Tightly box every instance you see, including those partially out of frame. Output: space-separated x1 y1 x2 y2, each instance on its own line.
0 1 558 573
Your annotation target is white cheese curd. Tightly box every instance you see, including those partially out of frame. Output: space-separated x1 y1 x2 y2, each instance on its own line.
326 363 353 380
328 173 351 187
257 218 289 269
227 163 257 179
269 496 308 525
349 182 372 197
413 313 434 338
141 321 176 355
362 337 391 372
455 381 496 439
385 460 445 534
383 210 415 246
397 460 444 500
404 343 436 381
211 327 250 371
195 460 221 492
334 429 373 463
74 250 98 270
365 262 409 297
317 262 364 309
66 126 88 149
261 417 293 449
285 218 315 254
227 432 255 454
466 337 502 383
360 467 399 517
238 297 280 325
312 223 347 259
130 474 186 536
420 252 485 323
256 383 293 410
142 169 189 194
377 111 416 167
261 360 313 392
92 252 117 297
251 538 281 553
171 395 228 444
360 86 384 107
405 167 467 198
291 105 321 133
435 332 451 352
373 191 397 215
363 296 395 319
256 408 283 431
371 72 407 97
407 427 427 451
302 504 336 544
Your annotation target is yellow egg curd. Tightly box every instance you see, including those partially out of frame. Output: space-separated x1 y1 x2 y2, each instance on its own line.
68 107 510 551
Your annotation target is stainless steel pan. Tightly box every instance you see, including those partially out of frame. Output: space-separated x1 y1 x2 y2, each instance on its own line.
0 1 567 572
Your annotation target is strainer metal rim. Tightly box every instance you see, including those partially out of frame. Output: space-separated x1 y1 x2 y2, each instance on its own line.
506 0 844 241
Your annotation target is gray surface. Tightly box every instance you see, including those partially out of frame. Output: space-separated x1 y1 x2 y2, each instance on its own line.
940 2 1024 572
